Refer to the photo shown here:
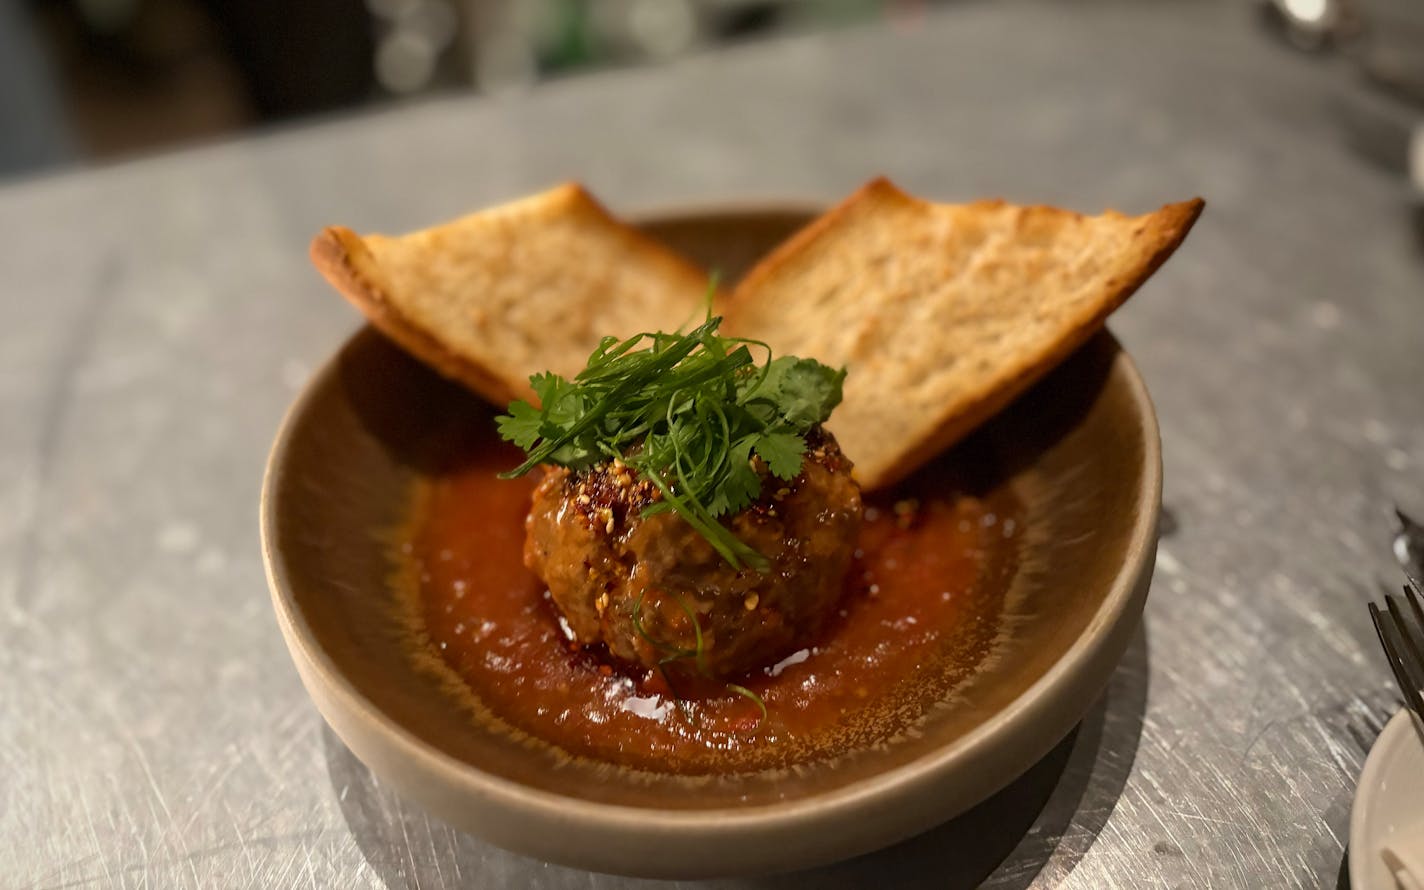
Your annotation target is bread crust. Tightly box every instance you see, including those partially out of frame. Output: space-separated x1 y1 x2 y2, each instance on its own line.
310 224 524 405
873 196 1202 489
727 178 1203 490
309 183 716 407
308 180 1202 491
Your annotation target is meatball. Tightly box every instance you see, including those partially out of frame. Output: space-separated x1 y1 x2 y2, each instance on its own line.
523 429 863 678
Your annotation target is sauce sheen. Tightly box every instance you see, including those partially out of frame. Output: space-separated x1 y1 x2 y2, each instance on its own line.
400 432 1021 774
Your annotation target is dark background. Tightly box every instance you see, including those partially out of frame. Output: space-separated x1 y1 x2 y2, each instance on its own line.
1 0 933 178
4 0 1422 182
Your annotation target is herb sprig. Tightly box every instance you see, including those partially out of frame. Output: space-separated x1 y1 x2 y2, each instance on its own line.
495 310 845 569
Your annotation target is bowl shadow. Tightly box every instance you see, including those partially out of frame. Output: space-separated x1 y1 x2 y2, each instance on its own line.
323 625 1149 889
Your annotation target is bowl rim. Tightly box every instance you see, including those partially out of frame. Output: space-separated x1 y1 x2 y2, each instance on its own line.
261 199 1162 841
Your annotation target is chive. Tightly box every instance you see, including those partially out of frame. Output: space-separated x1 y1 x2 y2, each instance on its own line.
726 683 768 725
496 292 846 569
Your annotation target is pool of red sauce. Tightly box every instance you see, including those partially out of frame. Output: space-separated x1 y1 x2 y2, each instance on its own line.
400 431 1022 774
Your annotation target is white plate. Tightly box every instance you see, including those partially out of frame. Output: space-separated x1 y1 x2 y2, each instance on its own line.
1351 709 1424 890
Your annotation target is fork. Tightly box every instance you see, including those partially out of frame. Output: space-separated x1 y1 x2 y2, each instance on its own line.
1369 577 1424 745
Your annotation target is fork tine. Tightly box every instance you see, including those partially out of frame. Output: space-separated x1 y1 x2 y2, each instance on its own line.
1370 602 1409 694
1403 583 1424 741
1370 602 1424 723
1386 592 1424 685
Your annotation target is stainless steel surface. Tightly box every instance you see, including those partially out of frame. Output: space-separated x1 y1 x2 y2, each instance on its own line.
3 1 1421 887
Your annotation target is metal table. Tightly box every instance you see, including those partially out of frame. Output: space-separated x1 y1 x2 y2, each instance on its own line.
4 1 1421 886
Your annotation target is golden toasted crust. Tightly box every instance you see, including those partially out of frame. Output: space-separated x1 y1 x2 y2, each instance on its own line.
726 177 1203 490
309 179 1202 490
309 183 717 406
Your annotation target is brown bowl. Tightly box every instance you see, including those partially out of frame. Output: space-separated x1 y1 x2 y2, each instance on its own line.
261 204 1160 879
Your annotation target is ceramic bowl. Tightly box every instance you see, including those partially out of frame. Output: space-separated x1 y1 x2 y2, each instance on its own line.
261 204 1160 879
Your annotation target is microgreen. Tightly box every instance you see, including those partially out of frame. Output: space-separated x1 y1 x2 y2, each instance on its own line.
496 295 845 570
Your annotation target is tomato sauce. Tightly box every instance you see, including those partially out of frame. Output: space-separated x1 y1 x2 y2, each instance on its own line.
396 429 1022 774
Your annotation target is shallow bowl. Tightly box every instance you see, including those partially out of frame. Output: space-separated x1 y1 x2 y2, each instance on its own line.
261 203 1160 879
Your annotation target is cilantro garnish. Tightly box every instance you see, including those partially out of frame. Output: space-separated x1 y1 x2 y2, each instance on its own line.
496 310 845 570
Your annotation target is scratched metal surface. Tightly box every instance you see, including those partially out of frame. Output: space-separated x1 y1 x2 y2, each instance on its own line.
3 1 1422 887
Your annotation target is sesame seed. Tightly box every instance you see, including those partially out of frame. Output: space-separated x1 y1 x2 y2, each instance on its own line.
744 594 760 611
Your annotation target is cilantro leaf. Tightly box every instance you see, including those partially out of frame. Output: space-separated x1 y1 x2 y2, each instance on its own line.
754 431 805 481
493 304 847 570
758 357 846 430
494 400 544 451
707 445 761 516
528 370 565 406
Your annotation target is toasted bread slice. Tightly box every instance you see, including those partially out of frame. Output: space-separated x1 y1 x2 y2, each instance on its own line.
727 177 1203 491
311 183 715 405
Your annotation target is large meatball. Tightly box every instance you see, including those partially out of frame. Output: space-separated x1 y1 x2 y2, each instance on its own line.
524 428 862 678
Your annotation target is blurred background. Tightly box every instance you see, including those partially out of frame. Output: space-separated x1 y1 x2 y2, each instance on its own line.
2 0 932 179
3 0 1422 183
